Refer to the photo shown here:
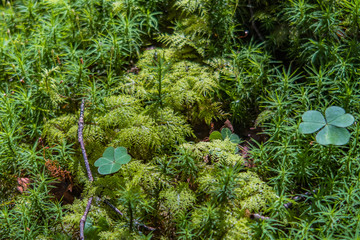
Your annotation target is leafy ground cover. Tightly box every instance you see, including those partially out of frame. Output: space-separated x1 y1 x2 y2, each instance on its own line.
1 0 360 239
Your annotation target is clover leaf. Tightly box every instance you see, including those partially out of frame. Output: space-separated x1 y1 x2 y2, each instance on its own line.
209 128 241 144
94 147 131 175
299 106 354 145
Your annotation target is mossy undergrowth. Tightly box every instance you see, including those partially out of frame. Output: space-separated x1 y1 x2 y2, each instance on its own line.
40 49 275 239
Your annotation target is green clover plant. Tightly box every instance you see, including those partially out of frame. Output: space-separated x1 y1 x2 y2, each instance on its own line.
209 128 241 144
94 147 131 175
299 106 354 145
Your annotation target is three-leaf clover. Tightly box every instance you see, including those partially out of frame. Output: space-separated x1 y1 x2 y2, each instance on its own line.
94 147 131 175
209 128 241 144
299 106 354 145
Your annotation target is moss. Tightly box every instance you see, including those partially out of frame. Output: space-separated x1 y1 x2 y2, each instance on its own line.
159 183 196 215
42 114 77 144
181 139 242 166
224 217 252 240
67 124 106 163
235 172 277 213
135 48 178 70
112 108 193 160
112 125 161 160
180 140 276 239
122 48 225 124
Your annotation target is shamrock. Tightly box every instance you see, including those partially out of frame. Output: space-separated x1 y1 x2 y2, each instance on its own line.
94 147 131 175
299 106 354 145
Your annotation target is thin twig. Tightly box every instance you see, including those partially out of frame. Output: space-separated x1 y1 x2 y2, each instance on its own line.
248 0 264 41
103 199 156 231
78 99 94 240
250 213 270 220
78 98 93 182
103 199 124 217
79 197 93 240
283 189 317 209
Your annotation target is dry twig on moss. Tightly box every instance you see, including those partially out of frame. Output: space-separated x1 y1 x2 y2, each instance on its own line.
78 99 94 240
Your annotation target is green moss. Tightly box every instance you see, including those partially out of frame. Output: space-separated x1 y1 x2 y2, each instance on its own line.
179 140 276 239
235 172 277 213
224 217 252 240
181 139 242 166
159 183 196 215
42 114 77 144
122 48 225 124
67 124 106 162
112 125 161 160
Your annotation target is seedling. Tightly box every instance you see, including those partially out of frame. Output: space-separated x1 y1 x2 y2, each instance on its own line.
209 128 241 144
299 106 354 145
94 147 131 175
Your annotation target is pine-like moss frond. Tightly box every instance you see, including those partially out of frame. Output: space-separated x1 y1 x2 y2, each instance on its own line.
181 139 242 166
98 95 143 130
157 32 209 57
174 0 207 16
42 114 77 144
112 124 161 160
159 183 196 214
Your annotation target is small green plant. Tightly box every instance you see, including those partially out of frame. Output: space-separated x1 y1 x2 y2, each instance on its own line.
209 128 241 144
299 106 354 145
94 147 131 175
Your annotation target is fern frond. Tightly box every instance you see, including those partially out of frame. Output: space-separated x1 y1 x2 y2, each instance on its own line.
155 108 195 145
159 184 196 214
157 32 209 57
174 0 207 17
98 95 143 130
39 66 64 108
42 114 77 144
112 124 161 160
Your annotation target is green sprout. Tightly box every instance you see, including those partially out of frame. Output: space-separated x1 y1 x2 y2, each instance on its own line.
209 128 241 144
94 147 131 175
299 106 354 145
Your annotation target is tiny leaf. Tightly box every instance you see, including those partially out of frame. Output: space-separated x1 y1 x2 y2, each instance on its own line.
209 131 222 141
94 157 113 167
98 163 121 175
302 110 326 124
327 113 354 127
102 146 115 160
114 147 131 165
316 125 351 145
299 122 325 134
229 134 241 144
221 128 232 140
325 106 345 123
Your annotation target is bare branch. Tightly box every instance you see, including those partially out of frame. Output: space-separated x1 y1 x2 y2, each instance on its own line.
284 189 317 209
79 197 93 240
248 0 264 41
103 199 124 217
78 99 95 240
103 199 156 231
250 213 270 220
78 98 93 182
